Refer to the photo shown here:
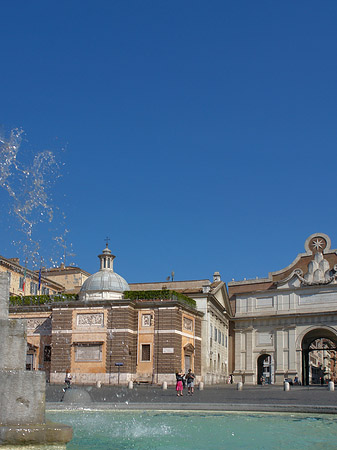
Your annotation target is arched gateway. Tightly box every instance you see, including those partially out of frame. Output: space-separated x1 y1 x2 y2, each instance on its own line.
229 233 337 385
257 354 272 384
301 328 337 385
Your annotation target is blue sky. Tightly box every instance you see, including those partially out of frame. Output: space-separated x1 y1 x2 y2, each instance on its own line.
1 1 336 284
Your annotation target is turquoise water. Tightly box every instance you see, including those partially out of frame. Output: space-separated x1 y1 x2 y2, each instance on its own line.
47 410 337 450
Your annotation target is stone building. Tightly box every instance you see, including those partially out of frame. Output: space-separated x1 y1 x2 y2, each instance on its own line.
228 233 337 385
0 255 63 296
39 264 91 293
130 275 232 384
10 244 202 385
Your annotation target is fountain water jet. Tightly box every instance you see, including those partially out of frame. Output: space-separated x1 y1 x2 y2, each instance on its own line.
0 273 72 448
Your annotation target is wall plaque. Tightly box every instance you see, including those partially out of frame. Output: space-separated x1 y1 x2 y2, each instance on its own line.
258 332 273 345
75 344 102 361
163 348 174 353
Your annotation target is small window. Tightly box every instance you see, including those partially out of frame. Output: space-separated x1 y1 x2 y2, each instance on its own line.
218 331 221 344
44 345 51 362
141 344 151 362
19 277 24 290
210 323 213 336
225 336 228 348
222 333 225 346
214 327 217 341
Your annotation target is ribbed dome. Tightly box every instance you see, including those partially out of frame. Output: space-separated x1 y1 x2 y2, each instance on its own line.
81 270 130 293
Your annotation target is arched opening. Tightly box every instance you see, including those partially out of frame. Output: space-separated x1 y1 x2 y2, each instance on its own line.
257 354 272 384
301 328 337 386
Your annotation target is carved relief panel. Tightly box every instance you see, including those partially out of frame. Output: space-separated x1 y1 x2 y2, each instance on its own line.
183 317 193 332
76 313 104 327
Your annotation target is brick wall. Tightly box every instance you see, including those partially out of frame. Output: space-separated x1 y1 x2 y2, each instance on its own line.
51 308 73 373
107 307 137 374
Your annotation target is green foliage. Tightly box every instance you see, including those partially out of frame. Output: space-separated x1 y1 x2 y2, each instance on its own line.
123 290 196 308
9 293 79 306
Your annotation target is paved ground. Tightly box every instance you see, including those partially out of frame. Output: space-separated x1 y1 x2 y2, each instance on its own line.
46 384 337 414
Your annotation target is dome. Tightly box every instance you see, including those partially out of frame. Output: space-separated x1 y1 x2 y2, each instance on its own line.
79 243 130 301
81 270 129 293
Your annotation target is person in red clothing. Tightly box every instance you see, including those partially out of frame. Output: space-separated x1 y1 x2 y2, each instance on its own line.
175 370 185 396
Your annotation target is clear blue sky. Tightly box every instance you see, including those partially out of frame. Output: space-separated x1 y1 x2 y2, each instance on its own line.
0 1 336 284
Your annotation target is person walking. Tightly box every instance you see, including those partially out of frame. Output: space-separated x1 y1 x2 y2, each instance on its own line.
186 369 195 395
176 370 184 396
63 370 72 392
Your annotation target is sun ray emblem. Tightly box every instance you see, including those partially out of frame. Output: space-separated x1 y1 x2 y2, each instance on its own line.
312 238 325 250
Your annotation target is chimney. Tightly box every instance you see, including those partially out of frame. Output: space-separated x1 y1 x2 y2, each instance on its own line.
213 271 221 282
202 285 211 294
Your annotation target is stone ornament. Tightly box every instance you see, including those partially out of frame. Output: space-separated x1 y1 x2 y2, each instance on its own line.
77 313 104 327
294 256 337 286
26 317 51 331
141 314 152 327
183 317 193 331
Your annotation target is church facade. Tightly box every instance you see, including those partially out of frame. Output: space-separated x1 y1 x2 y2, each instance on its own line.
228 233 337 385
9 244 203 385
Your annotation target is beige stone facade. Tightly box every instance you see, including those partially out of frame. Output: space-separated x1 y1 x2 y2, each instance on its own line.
0 256 63 296
9 296 202 385
40 264 91 293
130 275 232 384
229 233 337 385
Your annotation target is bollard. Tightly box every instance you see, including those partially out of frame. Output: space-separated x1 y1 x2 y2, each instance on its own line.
96 380 101 388
128 381 133 389
236 382 243 391
328 381 335 391
284 381 290 391
199 381 204 391
162 381 167 390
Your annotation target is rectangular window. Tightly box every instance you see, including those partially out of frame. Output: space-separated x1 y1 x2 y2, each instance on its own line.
44 345 51 362
42 286 49 295
75 344 102 362
218 331 221 344
30 282 38 295
222 333 224 346
214 327 217 341
19 276 24 290
225 336 228 348
141 344 151 362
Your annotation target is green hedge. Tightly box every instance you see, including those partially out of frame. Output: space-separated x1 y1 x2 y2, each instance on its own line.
9 293 79 306
123 290 196 308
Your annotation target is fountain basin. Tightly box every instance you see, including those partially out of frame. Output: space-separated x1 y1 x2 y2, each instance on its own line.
0 421 72 447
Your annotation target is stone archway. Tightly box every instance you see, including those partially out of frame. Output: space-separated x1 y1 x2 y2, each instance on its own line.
301 328 337 386
257 354 272 385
